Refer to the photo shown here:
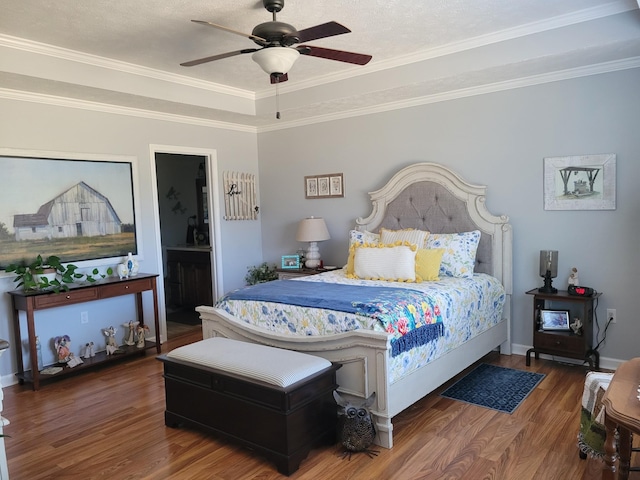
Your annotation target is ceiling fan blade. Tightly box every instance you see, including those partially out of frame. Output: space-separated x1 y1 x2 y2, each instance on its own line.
297 21 351 43
191 20 267 44
180 49 258 67
270 73 289 84
297 45 372 65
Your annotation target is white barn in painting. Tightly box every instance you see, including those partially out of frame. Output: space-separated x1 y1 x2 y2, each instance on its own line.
13 181 122 241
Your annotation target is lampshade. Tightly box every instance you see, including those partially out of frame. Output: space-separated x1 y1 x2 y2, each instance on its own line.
296 217 330 243
252 47 300 75
539 250 558 277
538 250 558 293
296 217 330 269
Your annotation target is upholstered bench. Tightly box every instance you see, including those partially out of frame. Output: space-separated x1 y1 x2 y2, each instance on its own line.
158 337 340 475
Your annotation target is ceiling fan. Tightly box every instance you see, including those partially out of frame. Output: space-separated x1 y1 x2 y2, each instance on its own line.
181 0 372 84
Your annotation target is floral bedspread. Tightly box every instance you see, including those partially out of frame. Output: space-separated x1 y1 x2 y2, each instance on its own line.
217 269 505 383
222 279 444 356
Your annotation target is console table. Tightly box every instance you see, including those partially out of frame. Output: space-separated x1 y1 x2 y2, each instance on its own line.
602 358 640 480
8 273 160 390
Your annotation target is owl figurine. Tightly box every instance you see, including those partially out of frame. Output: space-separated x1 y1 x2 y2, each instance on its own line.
333 391 379 459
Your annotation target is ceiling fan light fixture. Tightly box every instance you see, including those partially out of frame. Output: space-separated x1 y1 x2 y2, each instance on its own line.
252 47 300 75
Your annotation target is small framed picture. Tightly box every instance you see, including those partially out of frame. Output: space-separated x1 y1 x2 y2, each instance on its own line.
540 309 571 331
304 173 344 199
281 255 300 269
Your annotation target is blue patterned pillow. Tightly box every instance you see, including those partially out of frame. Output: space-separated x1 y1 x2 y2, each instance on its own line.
348 229 380 246
425 230 481 278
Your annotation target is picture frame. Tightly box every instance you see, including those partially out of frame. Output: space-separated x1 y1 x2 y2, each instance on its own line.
540 309 571 331
543 154 616 210
305 173 344 199
0 148 141 269
281 255 301 269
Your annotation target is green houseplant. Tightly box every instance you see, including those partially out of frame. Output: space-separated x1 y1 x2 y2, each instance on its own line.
5 255 84 293
245 262 278 285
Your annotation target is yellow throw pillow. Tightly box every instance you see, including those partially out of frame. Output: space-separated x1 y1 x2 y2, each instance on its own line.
415 248 445 281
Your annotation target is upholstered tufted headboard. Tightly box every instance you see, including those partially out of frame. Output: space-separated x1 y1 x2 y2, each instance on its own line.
356 163 512 291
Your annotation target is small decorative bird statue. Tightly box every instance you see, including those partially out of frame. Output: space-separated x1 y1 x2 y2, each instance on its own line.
333 391 379 459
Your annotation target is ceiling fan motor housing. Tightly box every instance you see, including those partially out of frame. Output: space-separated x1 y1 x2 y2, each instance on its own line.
252 21 299 46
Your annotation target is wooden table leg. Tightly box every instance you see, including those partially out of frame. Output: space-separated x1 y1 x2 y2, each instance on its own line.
603 412 617 480
618 427 632 480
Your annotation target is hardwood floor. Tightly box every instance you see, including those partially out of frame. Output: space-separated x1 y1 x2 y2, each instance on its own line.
2 333 630 479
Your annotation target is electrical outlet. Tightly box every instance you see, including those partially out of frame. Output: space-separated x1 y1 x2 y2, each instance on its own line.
81 311 89 324
607 308 616 324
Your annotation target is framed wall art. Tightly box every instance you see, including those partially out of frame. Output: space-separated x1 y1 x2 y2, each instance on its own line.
304 173 344 199
543 154 616 210
0 148 141 269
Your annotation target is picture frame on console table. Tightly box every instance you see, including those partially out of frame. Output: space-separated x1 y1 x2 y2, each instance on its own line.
0 148 141 269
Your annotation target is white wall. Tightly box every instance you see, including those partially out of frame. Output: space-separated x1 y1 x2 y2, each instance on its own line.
257 68 640 365
0 98 262 379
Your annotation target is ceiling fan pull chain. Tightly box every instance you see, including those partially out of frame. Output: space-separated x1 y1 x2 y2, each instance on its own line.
275 79 281 119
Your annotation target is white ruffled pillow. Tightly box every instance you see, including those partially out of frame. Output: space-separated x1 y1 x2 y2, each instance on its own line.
351 242 418 282
380 228 429 248
426 230 481 278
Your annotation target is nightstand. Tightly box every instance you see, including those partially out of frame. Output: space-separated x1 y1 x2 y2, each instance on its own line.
525 288 601 369
276 268 323 280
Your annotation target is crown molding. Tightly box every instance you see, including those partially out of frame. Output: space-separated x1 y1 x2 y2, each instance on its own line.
0 34 255 101
0 87 257 133
2 57 638 134
256 57 640 132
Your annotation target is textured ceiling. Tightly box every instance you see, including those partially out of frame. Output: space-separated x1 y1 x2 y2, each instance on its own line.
1 0 639 129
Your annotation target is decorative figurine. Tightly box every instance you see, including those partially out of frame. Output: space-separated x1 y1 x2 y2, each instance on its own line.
116 263 129 279
334 391 379 459
123 320 139 346
570 318 583 335
568 267 579 287
54 335 72 363
136 324 150 348
83 342 95 359
103 326 121 354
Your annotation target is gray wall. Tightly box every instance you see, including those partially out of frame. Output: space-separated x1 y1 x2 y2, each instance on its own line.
257 68 640 365
0 99 262 378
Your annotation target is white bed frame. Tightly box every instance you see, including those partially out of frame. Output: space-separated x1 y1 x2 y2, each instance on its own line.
198 163 512 449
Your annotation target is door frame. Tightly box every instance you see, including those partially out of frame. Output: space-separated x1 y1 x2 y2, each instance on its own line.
148 144 223 342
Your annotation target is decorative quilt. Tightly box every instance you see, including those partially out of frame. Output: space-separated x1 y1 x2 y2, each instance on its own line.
578 371 613 459
222 280 444 357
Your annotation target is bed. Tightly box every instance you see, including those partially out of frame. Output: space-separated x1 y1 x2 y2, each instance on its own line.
197 162 512 449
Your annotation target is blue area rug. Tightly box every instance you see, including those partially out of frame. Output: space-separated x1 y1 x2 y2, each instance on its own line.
440 364 545 414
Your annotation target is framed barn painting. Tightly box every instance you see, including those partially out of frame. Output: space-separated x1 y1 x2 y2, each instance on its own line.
0 148 141 269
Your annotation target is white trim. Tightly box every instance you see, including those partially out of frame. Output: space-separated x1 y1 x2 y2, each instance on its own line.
511 343 623 372
0 34 255 101
1 57 638 133
148 145 224 343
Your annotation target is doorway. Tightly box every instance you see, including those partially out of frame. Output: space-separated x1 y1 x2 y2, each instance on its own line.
151 147 221 340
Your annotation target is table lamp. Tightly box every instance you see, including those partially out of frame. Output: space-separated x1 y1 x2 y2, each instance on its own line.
538 250 558 293
295 217 330 269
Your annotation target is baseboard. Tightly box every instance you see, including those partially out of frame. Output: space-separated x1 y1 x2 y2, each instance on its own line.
511 343 623 371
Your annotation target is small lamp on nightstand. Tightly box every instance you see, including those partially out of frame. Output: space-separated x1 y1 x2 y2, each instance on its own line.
296 217 330 269
538 250 558 293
